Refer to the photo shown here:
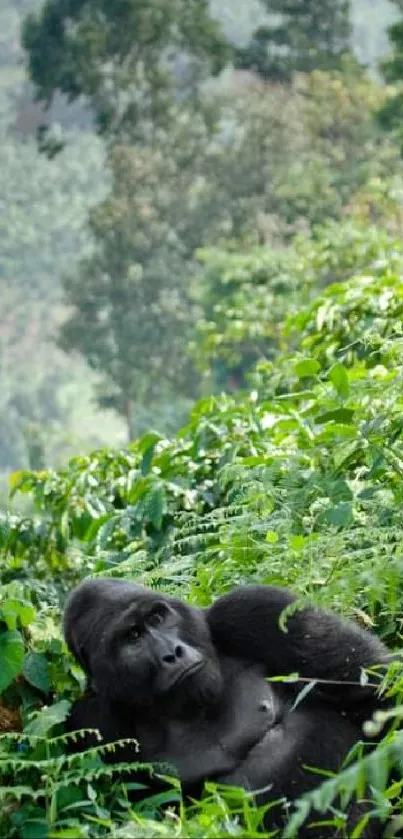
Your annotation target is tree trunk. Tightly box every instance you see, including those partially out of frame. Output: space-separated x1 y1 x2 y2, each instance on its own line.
122 398 135 442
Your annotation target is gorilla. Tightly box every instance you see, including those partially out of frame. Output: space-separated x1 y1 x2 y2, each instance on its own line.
63 577 393 838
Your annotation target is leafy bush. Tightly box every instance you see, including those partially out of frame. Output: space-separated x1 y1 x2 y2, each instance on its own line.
193 218 403 389
1 219 403 836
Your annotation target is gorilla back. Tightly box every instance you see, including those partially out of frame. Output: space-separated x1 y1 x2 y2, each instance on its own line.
64 577 391 838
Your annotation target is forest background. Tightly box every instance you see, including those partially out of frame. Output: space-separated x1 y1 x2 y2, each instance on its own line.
4 2 403 835
0 0 400 489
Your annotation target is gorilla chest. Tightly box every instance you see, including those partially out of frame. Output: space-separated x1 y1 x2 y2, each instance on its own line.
142 664 281 787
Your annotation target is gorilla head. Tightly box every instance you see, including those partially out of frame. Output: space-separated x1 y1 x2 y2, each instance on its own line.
64 577 223 712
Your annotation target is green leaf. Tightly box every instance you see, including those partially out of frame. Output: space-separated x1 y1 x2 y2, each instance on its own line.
289 535 308 551
0 630 25 693
96 515 120 549
316 424 356 441
8 470 32 497
24 699 71 736
141 447 155 476
284 798 311 838
294 358 321 378
60 510 71 540
127 476 148 505
83 511 114 543
367 748 389 794
0 599 35 630
144 483 166 530
333 441 362 471
23 652 51 693
321 502 354 528
329 363 350 399
316 408 355 424
290 679 318 711
329 479 353 503
20 820 49 839
140 433 162 476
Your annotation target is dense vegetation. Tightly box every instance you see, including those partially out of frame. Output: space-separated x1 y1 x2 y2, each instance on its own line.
2 219 403 837
2 0 403 837
0 0 399 471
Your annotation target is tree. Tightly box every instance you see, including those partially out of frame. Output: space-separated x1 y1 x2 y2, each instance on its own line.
0 124 107 469
57 110 226 440
378 3 403 142
236 0 352 82
199 62 397 243
22 0 231 141
56 62 402 435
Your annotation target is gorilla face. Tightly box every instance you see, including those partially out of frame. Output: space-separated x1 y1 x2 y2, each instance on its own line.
64 578 223 711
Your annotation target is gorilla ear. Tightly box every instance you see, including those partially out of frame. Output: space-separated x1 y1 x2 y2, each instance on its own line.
64 619 92 676
76 644 92 675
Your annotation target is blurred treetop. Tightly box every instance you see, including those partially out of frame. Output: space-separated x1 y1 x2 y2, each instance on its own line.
22 0 231 140
236 0 352 82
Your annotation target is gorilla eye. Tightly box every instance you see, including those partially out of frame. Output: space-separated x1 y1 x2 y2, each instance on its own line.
147 606 166 627
129 625 142 642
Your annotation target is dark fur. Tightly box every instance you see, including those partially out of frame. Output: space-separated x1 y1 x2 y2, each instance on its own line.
64 578 392 837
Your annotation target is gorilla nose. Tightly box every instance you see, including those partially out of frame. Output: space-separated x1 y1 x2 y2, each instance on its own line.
162 644 184 664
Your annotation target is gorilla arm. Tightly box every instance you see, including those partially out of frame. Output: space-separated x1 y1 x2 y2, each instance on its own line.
207 585 391 719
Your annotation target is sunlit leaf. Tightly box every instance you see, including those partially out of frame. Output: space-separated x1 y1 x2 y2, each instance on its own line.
24 699 71 736
0 630 24 693
329 362 350 399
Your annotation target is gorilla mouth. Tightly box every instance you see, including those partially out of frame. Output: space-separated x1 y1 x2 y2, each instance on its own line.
170 660 205 690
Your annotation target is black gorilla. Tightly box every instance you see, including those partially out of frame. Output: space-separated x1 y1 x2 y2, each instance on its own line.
64 578 392 838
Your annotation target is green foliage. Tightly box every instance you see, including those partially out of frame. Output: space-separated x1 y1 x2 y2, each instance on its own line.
377 3 403 148
191 244 303 388
0 729 173 839
0 128 107 470
288 264 403 370
237 0 352 82
22 0 231 139
55 63 401 432
2 216 403 835
3 4 403 836
0 0 134 472
283 729 403 838
192 219 403 390
3 0 399 469
207 62 397 240
57 112 222 437
1 0 400 473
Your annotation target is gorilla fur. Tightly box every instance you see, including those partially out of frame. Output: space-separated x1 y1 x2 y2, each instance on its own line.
64 577 392 838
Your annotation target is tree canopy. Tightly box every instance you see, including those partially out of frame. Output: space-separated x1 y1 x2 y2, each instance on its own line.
236 0 352 81
22 0 231 139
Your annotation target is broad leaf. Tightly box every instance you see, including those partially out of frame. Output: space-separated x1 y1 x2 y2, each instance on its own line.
0 630 25 694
